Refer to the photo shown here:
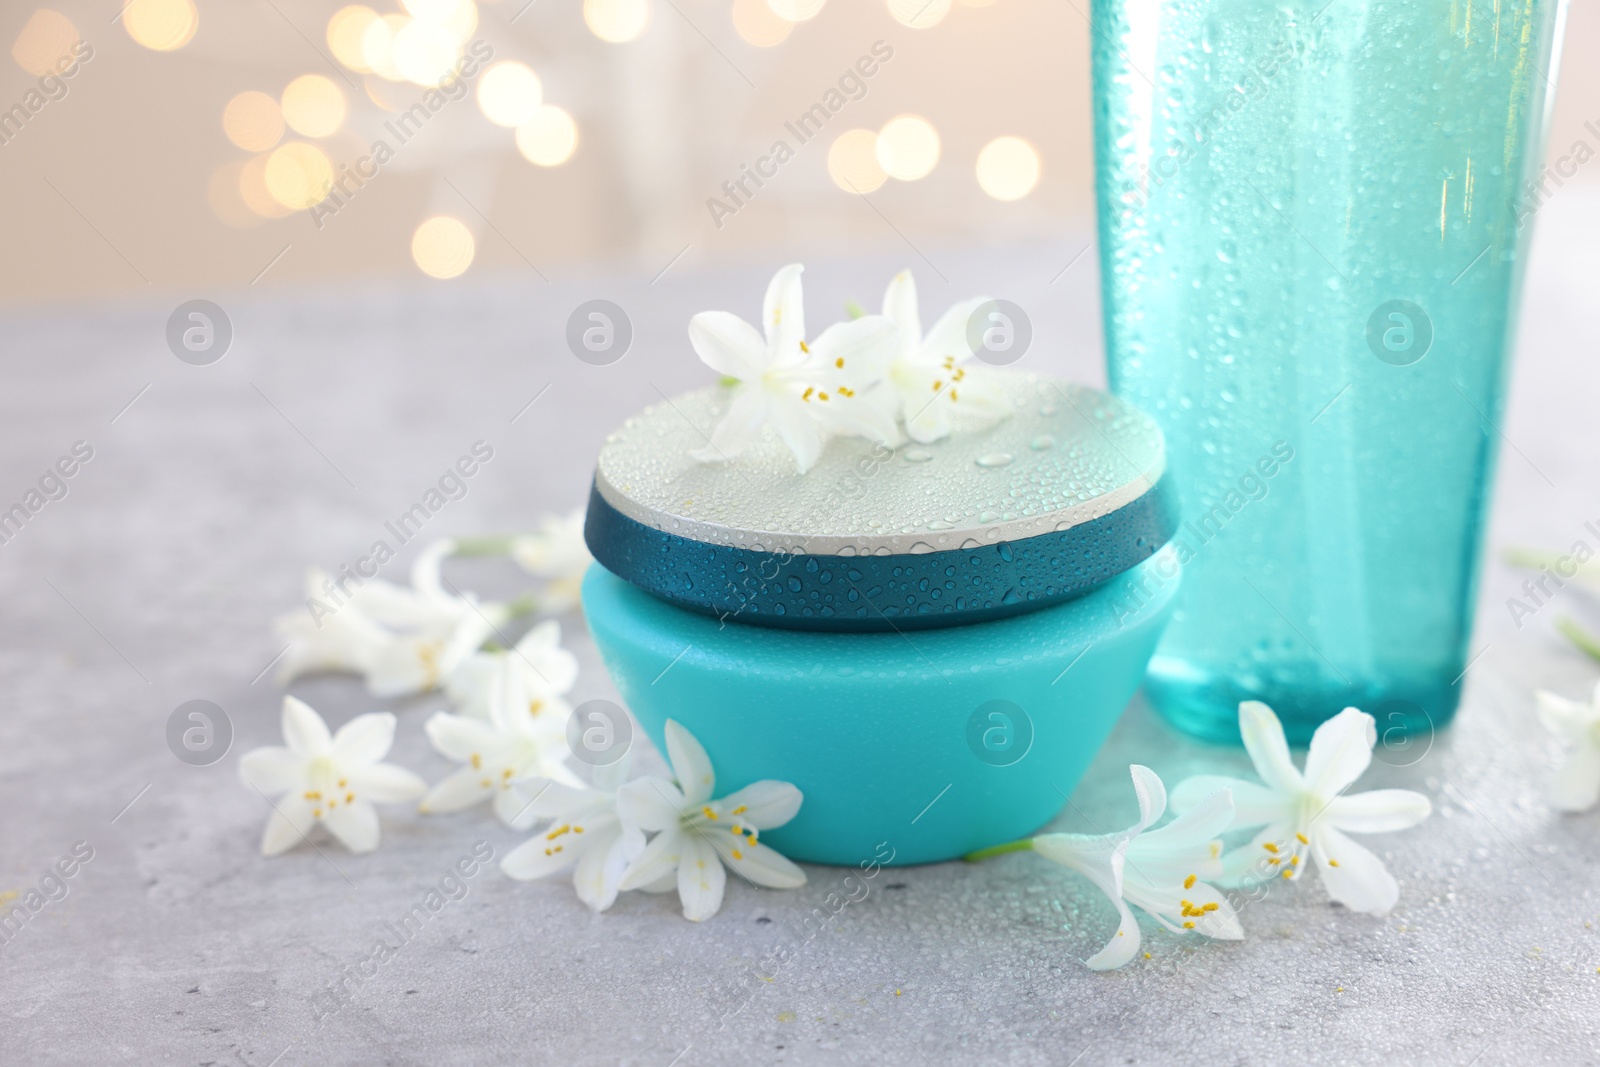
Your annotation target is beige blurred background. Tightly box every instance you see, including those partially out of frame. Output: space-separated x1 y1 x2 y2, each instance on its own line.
0 0 1594 305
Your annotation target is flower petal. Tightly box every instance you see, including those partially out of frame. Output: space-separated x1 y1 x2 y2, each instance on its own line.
510 777 599 820
260 796 318 856
1170 775 1286 829
880 269 921 361
410 537 457 600
513 621 580 693
1312 825 1399 916
349 762 427 803
1536 690 1594 741
692 384 772 465
664 720 716 806
618 826 685 891
330 712 397 766
902 387 954 444
717 780 803 830
1084 892 1142 971
1126 764 1168 834
617 777 686 833
419 767 491 814
1239 701 1302 794
808 315 899 387
495 783 540 829
1129 789 1232 882
706 835 805 889
689 310 769 380
762 263 806 360
239 746 304 795
1547 743 1600 812
677 833 727 921
282 696 332 757
424 711 504 763
766 394 827 474
1303 708 1376 799
322 799 382 853
573 826 641 912
810 392 901 448
1219 821 1296 887
1323 789 1432 833
920 296 990 365
1179 881 1244 941
500 833 579 881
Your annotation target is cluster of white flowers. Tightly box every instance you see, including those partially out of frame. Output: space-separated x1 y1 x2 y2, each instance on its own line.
242 519 809 921
690 264 1011 473
969 701 1432 970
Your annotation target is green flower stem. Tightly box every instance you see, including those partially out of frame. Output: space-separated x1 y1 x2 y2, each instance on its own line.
1503 546 1565 570
1558 616 1600 663
504 593 538 619
843 299 866 320
963 838 1035 862
719 375 739 387
453 535 518 557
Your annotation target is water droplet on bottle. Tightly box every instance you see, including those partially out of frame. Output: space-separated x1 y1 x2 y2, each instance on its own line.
1029 434 1055 451
975 452 1014 469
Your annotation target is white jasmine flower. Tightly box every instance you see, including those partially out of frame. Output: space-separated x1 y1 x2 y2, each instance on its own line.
361 539 505 697
1171 701 1432 917
876 269 1009 443
509 510 593 614
689 263 899 473
239 696 426 856
1534 683 1600 811
274 567 391 684
501 758 645 912
274 539 503 696
419 654 580 829
616 720 806 920
971 765 1241 971
445 620 580 722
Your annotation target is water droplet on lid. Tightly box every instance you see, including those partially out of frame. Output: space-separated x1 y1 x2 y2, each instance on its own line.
909 541 935 555
978 510 998 522
903 448 933 463
1030 434 1055 450
927 520 953 530
975 452 1014 468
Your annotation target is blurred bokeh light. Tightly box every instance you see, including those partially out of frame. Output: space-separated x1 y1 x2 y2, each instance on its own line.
412 216 476 278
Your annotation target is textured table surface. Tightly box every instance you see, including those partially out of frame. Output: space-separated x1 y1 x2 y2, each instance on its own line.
4 191 1600 1067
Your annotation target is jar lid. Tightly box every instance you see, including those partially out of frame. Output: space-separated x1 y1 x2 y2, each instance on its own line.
584 371 1175 631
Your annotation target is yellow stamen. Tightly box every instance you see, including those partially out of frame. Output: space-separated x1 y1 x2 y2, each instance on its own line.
1328 859 1340 867
1183 874 1196 889
798 339 808 353
702 806 719 820
1296 832 1309 845
1182 921 1195 929
835 357 844 368
1263 841 1280 854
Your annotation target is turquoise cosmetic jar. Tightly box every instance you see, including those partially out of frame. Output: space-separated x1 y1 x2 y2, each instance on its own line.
581 373 1181 866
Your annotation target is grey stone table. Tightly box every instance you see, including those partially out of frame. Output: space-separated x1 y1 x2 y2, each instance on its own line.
5 193 1600 1067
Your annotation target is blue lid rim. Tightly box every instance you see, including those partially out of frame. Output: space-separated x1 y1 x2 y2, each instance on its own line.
583 475 1178 633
